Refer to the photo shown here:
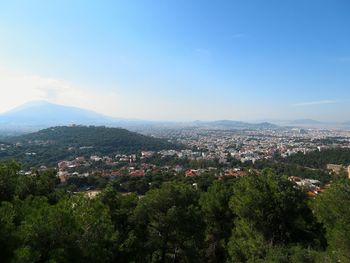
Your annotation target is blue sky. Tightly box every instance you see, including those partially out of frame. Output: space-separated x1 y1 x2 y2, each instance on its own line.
0 0 349 121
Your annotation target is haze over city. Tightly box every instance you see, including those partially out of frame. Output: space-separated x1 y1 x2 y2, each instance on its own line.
1 0 349 121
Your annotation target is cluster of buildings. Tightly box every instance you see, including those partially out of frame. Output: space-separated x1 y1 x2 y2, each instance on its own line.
53 126 350 184
327 164 350 178
0 125 337 190
145 127 350 164
57 153 249 183
289 176 323 196
57 155 148 183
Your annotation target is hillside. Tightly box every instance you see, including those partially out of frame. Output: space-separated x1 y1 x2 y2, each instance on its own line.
0 126 181 167
281 148 350 169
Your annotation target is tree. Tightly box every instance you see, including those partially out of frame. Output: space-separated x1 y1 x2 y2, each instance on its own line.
99 184 138 262
14 195 117 263
14 196 80 262
0 201 17 262
313 178 350 262
134 182 205 262
228 170 323 262
200 181 234 262
15 170 59 200
70 196 117 263
0 160 20 202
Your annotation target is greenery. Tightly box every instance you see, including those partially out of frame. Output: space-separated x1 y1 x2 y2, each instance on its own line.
253 161 331 185
251 148 350 185
0 126 182 167
313 177 350 262
1 160 350 262
281 148 350 169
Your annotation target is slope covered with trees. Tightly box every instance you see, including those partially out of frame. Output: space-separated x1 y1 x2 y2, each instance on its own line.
0 126 181 167
281 148 350 169
1 160 350 262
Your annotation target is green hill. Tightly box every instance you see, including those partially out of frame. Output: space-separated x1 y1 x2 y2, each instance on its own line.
0 126 181 167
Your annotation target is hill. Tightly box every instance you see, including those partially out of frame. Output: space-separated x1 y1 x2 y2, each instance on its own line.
281 148 350 169
192 120 278 129
0 126 181 167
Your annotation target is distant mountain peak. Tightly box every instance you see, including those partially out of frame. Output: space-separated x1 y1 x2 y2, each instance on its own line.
0 100 115 128
5 100 54 114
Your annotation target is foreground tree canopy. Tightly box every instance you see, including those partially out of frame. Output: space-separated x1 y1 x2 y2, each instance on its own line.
0 160 349 262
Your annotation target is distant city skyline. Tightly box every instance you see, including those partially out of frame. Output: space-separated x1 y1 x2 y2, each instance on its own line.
0 1 349 121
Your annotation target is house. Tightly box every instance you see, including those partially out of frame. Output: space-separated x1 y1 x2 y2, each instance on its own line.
141 151 154 158
327 164 344 174
129 170 145 177
224 169 247 177
111 171 123 177
327 164 350 178
185 169 199 177
174 165 183 173
289 176 302 183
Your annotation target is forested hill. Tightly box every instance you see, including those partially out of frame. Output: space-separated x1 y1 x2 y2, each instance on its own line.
282 148 350 169
8 126 177 150
0 126 181 166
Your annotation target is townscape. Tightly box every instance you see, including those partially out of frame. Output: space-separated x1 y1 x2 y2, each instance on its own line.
2 124 350 262
43 126 350 195
2 1 350 262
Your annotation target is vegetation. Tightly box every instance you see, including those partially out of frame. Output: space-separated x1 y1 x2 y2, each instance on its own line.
313 177 350 262
1 160 350 262
281 148 350 169
252 148 350 185
228 170 325 262
0 126 182 167
253 161 331 185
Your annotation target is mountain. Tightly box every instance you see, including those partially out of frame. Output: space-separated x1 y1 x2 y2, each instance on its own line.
0 101 116 128
191 120 278 129
0 100 157 135
0 101 280 134
1 126 181 167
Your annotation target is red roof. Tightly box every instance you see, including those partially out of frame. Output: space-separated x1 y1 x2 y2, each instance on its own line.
129 170 145 177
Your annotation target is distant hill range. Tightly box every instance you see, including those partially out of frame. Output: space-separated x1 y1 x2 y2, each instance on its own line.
1 126 180 167
1 101 348 133
191 120 278 130
285 119 350 128
0 101 280 134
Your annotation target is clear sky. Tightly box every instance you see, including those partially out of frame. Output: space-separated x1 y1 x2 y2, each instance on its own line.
0 0 349 121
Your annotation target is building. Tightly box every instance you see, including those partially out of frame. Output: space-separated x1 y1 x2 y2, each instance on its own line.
326 164 344 173
327 164 350 179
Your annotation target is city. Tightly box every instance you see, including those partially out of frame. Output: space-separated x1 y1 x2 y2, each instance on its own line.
1 1 350 262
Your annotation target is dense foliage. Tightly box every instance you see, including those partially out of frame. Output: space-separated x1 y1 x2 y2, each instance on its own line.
1 160 350 262
0 126 181 167
252 148 350 185
281 148 350 169
253 161 331 185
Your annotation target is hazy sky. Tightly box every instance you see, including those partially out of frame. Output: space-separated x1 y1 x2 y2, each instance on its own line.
0 0 349 121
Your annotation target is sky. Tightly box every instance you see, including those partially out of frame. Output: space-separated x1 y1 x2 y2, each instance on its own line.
0 0 349 122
